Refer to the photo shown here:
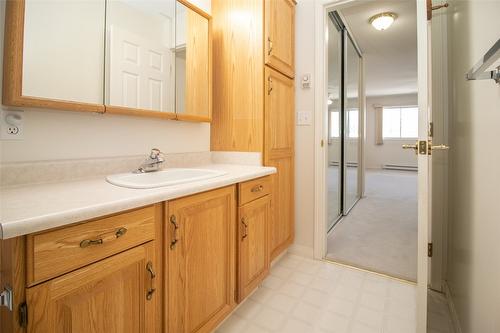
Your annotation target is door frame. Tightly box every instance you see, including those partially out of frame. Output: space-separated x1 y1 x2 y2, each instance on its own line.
313 0 366 261
313 1 431 331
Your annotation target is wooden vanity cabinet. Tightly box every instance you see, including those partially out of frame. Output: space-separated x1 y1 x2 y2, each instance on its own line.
237 177 271 302
166 186 236 333
26 242 159 333
0 204 163 333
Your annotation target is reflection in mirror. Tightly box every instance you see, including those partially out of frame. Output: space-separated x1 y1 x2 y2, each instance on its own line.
326 16 342 231
344 35 361 212
22 0 105 104
175 1 210 120
105 0 176 113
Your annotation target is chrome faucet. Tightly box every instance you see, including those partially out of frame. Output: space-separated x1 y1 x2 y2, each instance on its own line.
134 148 165 173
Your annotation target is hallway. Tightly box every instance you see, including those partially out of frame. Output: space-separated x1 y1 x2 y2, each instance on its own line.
327 169 417 281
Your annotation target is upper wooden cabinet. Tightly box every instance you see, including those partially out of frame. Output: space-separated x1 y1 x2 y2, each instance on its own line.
265 0 296 78
3 0 211 122
167 186 236 333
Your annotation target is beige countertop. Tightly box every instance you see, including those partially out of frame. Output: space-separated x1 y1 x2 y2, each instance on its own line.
0 164 276 239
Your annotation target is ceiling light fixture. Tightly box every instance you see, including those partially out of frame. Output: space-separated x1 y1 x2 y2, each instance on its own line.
369 12 397 31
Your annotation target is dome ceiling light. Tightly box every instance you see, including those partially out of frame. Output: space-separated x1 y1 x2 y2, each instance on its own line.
369 12 397 31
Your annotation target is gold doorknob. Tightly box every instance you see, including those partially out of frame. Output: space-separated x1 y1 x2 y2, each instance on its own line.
430 144 449 151
402 142 419 154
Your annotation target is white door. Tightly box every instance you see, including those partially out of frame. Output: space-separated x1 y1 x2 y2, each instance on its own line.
415 1 449 331
108 25 174 112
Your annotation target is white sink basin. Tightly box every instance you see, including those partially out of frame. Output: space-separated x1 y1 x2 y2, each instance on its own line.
106 168 228 189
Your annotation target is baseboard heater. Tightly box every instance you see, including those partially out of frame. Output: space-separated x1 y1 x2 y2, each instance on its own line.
329 161 358 167
382 164 418 171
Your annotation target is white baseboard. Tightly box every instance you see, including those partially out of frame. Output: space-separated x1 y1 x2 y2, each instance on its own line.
443 281 463 333
288 244 314 259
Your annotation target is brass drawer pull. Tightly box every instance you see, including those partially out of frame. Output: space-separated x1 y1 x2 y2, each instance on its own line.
251 185 264 193
115 227 127 238
241 217 248 240
268 37 273 55
170 215 179 249
146 261 156 301
268 76 273 95
79 227 128 248
79 238 103 248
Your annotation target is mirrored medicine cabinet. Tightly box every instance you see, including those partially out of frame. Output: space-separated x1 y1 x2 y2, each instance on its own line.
2 0 211 122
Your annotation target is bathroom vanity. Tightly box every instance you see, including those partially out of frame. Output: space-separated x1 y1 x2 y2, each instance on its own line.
0 161 275 333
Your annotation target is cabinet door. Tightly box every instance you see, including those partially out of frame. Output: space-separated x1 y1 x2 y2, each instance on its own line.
26 242 160 333
264 0 295 78
238 195 271 302
267 156 294 260
167 186 236 333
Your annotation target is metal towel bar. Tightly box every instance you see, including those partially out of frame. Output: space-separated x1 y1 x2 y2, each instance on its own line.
465 38 500 84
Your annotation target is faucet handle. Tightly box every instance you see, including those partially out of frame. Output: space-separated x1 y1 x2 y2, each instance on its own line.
150 148 161 159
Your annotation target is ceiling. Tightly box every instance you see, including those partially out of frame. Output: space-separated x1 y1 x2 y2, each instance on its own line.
338 0 418 97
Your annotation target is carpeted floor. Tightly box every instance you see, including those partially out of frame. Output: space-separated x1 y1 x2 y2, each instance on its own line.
326 169 418 281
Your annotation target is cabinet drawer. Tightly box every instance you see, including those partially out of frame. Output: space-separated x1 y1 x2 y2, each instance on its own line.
238 176 271 206
27 205 158 285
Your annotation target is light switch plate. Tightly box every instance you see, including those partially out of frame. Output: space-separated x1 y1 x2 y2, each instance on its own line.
297 111 312 126
301 74 311 89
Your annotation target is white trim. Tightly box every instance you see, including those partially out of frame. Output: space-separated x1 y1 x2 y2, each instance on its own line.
443 281 463 333
288 244 315 259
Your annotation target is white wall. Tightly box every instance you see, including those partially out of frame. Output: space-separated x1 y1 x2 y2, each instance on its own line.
0 0 211 163
365 93 418 169
293 0 316 254
445 1 500 332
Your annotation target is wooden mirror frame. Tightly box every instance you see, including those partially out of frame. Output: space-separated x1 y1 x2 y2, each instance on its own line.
2 0 212 123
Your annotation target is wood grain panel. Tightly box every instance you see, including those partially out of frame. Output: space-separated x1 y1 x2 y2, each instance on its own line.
237 195 270 302
238 176 272 206
27 205 157 285
267 156 294 260
210 0 264 151
264 0 295 78
105 105 176 120
264 66 295 161
26 242 159 333
167 186 236 333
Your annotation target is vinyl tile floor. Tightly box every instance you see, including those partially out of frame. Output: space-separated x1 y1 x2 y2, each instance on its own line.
216 254 417 333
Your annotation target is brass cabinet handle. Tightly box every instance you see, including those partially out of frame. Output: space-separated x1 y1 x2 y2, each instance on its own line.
170 215 179 249
79 227 128 248
251 185 264 193
146 261 156 301
268 76 273 95
79 238 103 248
268 37 273 55
241 217 248 240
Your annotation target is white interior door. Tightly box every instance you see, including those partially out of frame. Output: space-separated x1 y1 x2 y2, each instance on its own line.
416 0 432 331
108 25 173 111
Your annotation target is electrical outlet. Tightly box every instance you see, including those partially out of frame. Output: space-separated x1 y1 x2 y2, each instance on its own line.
1 110 24 140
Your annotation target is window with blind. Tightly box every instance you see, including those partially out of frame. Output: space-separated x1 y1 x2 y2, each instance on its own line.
383 106 418 138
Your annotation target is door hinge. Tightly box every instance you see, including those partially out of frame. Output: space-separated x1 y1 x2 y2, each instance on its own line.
428 243 433 257
19 302 28 328
0 286 13 311
429 122 434 137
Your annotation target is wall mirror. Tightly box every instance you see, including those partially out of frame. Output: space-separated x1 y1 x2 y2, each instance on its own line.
3 0 211 122
105 0 177 118
175 0 211 122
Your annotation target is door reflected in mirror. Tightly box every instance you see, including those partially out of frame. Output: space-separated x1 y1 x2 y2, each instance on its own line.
105 0 176 114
